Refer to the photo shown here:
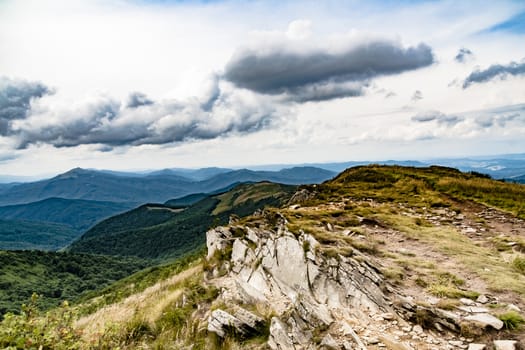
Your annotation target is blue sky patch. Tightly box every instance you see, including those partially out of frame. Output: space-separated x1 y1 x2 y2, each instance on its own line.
487 11 525 34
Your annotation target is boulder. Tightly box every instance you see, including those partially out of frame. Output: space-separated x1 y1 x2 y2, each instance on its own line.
464 313 504 330
207 308 265 338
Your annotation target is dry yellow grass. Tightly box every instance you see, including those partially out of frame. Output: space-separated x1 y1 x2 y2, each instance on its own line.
76 264 202 339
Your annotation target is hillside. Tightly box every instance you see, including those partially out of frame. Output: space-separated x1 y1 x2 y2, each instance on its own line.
0 219 78 250
3 165 525 349
68 182 297 260
0 251 147 316
0 197 133 232
164 193 210 207
0 167 335 206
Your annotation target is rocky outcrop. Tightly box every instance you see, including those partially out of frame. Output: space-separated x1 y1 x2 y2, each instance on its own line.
205 218 403 348
204 215 522 349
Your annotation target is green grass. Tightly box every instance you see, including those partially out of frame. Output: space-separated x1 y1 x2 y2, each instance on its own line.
304 165 525 219
437 177 525 219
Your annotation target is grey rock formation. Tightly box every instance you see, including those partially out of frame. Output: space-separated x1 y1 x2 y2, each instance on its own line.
204 214 517 348
205 223 396 348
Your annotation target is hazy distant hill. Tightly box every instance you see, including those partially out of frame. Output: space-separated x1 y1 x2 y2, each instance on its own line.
0 168 194 206
0 167 335 206
68 182 297 260
0 198 133 232
510 174 525 183
0 219 78 251
0 183 18 193
148 167 232 181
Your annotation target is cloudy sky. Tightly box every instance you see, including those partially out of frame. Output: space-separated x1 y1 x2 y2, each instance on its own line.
1 0 524 176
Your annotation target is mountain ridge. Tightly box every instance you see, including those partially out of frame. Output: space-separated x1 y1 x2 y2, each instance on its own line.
0 167 335 206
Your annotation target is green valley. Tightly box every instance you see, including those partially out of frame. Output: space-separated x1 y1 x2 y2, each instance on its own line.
0 219 78 251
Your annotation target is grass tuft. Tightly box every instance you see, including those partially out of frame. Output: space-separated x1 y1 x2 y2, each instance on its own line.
498 311 525 330
512 256 525 275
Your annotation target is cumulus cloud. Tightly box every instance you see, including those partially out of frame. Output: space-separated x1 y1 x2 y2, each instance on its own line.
10 84 283 149
411 110 463 126
463 59 525 88
455 47 474 63
224 38 434 102
0 77 52 135
474 110 524 128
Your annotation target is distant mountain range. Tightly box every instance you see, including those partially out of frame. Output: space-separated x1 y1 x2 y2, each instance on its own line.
510 174 525 184
302 155 525 179
0 167 334 251
1 155 524 252
0 166 335 206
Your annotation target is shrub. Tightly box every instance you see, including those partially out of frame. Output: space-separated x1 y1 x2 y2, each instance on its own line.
0 294 82 349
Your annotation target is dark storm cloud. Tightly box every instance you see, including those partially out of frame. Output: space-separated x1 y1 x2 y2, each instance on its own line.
13 87 281 149
411 110 463 126
286 81 364 102
463 59 525 88
224 40 434 101
126 92 154 108
455 47 473 63
0 77 51 135
15 99 122 148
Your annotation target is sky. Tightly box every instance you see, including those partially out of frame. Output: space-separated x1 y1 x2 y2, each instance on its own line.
1 0 525 176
